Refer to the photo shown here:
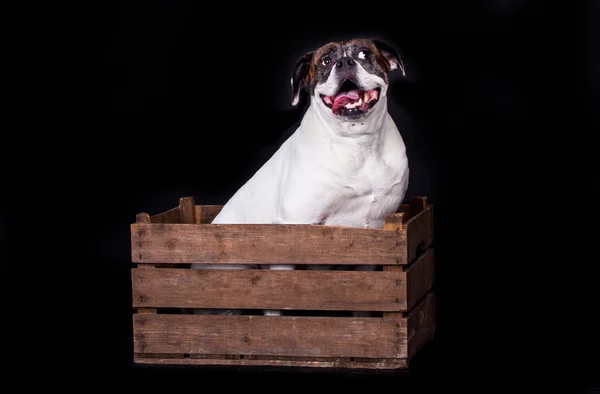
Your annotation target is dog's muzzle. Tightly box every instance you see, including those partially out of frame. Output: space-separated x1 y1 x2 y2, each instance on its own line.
321 79 381 117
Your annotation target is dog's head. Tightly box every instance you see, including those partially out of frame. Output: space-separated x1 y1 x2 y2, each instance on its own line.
291 38 405 121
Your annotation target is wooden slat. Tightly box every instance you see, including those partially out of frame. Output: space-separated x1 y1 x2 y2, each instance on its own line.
136 308 157 314
179 197 196 224
171 197 196 270
194 206 201 224
131 223 408 265
383 212 405 232
244 355 343 361
383 311 407 355
133 314 405 358
131 268 406 311
135 213 156 287
195 205 223 224
405 205 434 262
407 291 435 358
382 211 407 336
197 204 410 224
133 356 408 369
190 354 240 360
134 353 184 359
406 249 435 310
136 213 151 224
150 207 180 224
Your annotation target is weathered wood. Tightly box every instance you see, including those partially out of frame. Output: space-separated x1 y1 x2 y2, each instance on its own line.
190 354 240 360
170 197 196 269
383 212 405 231
405 205 434 262
406 249 435 310
135 213 155 270
382 211 407 331
136 213 151 224
132 264 157 314
133 356 408 369
150 206 180 224
383 311 408 354
407 290 435 358
131 268 406 311
134 353 184 359
178 197 196 224
245 355 346 362
195 205 224 224
130 196 435 370
131 223 408 265
136 308 157 314
133 314 406 358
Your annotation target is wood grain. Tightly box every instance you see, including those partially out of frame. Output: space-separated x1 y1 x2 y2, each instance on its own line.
406 249 435 310
178 197 196 224
192 203 410 224
136 213 151 224
405 205 434 262
133 314 406 358
135 212 156 272
131 223 408 265
150 207 180 224
383 212 405 232
195 205 223 224
134 352 183 359
131 268 406 311
407 290 435 358
133 356 408 369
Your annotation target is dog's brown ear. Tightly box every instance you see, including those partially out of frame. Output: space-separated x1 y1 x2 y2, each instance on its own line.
291 51 314 106
372 39 405 76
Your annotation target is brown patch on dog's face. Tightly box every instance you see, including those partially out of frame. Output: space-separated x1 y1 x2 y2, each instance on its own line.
291 38 404 106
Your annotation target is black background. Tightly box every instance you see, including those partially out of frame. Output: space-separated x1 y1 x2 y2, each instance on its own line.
6 0 598 392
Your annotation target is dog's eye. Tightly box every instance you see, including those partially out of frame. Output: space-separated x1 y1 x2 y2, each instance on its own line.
358 50 368 60
321 57 331 66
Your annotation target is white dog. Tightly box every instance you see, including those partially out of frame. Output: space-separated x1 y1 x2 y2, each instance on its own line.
192 38 409 317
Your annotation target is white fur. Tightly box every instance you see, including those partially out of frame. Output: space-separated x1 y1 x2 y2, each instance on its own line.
192 59 409 317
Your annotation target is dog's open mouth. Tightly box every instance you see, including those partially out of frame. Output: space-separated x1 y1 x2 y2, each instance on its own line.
321 80 381 117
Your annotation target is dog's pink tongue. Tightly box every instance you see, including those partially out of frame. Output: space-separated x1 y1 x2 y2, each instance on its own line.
332 89 361 114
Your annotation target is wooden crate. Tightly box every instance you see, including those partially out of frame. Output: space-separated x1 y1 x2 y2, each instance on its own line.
130 196 435 370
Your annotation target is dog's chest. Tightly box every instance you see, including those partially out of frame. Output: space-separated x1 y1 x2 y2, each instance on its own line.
324 154 407 228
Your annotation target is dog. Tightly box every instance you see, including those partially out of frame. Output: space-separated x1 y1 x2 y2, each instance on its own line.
192 38 409 317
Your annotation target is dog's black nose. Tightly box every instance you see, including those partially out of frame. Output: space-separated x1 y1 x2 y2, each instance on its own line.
336 58 355 69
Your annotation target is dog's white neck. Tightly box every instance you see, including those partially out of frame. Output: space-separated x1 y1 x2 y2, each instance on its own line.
301 95 391 156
